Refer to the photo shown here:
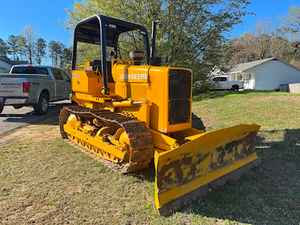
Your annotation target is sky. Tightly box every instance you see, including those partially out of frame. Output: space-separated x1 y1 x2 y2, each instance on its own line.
0 0 75 46
0 0 300 47
230 0 300 37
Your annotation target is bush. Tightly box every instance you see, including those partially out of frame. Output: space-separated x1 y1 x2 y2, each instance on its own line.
192 80 214 95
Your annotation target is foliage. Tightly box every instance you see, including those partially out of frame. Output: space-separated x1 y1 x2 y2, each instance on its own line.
61 47 72 69
7 35 20 60
285 6 300 34
6 28 36 64
1 29 70 69
48 41 72 68
210 7 300 71
224 20 300 69
48 41 63 66
23 26 35 64
192 80 214 96
67 0 250 81
0 38 9 57
35 38 47 65
16 35 27 60
76 42 100 67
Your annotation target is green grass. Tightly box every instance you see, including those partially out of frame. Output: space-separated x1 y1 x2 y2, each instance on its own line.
1 91 300 225
193 91 300 130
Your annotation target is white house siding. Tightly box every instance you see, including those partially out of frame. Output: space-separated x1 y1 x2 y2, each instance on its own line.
249 61 300 90
0 60 11 73
244 76 255 89
230 72 256 89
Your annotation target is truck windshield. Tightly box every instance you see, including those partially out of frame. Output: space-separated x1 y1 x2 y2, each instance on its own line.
11 67 49 75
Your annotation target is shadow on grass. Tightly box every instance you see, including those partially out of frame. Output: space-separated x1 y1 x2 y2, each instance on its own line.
128 114 206 182
130 117 299 224
178 129 300 225
192 113 206 130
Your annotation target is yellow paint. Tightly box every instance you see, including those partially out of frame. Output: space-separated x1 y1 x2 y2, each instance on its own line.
71 63 192 133
64 121 127 160
68 53 261 213
154 153 257 209
153 124 260 210
72 70 103 95
151 130 179 151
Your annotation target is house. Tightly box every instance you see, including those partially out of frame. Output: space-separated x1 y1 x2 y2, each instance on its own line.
229 58 300 90
0 57 12 73
209 66 227 78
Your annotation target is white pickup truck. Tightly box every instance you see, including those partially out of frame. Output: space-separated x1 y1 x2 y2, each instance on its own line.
211 76 244 91
0 65 71 114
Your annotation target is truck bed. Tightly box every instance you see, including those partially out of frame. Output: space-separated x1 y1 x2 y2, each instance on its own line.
0 73 49 98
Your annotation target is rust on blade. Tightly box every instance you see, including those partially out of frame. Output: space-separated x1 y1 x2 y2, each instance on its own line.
157 132 258 193
158 159 259 216
154 125 260 214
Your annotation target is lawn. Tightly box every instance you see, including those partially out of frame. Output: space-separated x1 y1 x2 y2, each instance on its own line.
1 91 300 225
193 91 300 130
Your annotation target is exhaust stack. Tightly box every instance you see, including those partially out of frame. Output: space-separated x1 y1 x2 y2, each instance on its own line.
150 21 158 64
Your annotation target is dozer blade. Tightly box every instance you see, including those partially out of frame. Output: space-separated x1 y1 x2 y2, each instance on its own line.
154 124 260 215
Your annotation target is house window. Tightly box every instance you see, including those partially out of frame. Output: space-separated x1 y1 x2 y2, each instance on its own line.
244 73 252 81
237 74 243 80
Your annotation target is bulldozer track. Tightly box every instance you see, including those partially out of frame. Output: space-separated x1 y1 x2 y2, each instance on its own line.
64 139 127 173
59 105 153 173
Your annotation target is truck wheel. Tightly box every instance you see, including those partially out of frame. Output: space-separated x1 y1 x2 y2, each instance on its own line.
0 103 3 114
34 92 49 115
232 85 239 92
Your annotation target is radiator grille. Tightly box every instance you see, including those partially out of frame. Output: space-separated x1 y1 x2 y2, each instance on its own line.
168 69 192 125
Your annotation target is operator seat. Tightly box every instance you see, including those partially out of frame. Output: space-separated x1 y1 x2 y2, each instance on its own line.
129 50 145 65
90 60 114 82
91 60 101 72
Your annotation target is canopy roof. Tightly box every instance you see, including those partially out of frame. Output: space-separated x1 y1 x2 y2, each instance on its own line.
74 15 148 47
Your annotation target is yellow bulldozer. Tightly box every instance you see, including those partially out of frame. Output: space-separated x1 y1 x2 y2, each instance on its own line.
59 15 260 215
